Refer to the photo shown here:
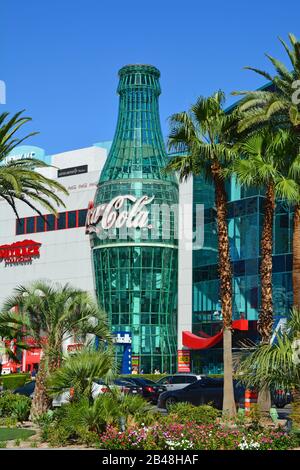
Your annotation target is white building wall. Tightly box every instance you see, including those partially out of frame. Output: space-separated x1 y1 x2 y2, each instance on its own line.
177 177 194 349
0 145 108 307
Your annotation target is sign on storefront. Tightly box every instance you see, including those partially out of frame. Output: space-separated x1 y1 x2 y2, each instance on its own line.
177 349 191 372
0 240 41 266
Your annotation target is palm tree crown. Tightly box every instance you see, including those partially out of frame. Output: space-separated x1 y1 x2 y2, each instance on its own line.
232 34 300 133
0 110 68 217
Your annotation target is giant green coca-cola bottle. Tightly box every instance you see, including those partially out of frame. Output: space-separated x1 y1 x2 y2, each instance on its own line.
88 64 178 373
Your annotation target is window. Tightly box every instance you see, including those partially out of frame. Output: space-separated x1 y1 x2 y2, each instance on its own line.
78 209 87 227
46 214 55 231
57 212 66 230
26 217 35 233
185 376 197 384
36 216 46 232
68 211 76 228
172 376 188 384
16 219 25 235
15 208 88 235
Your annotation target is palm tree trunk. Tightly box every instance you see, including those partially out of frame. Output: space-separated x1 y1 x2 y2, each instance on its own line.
292 203 300 310
291 386 300 430
258 183 275 416
212 164 235 418
258 183 275 343
29 356 51 421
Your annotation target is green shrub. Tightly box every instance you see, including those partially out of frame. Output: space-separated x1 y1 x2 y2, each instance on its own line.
12 399 31 423
37 391 151 447
0 373 30 391
48 425 69 447
0 391 31 421
0 416 18 427
168 402 221 424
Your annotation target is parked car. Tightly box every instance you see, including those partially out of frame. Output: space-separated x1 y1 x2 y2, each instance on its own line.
272 389 292 408
120 376 167 403
13 381 71 407
13 380 35 398
92 378 143 397
156 373 202 392
157 377 245 410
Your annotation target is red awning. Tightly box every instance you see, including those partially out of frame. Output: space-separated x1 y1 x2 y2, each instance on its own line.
182 319 249 350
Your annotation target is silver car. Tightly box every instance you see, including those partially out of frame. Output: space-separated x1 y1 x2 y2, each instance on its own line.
156 374 202 391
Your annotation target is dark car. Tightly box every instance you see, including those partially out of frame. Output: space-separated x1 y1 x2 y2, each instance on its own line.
272 389 292 408
13 380 35 398
157 377 245 410
93 378 143 396
121 377 167 403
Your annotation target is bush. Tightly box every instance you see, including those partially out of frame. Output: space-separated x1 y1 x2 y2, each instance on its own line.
168 403 221 425
0 391 31 421
37 391 151 447
99 421 299 450
12 399 31 423
0 416 18 427
0 373 30 391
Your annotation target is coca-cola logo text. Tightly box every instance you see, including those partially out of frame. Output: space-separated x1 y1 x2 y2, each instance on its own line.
85 195 154 234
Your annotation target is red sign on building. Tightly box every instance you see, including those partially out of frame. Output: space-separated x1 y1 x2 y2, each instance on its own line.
67 343 84 353
177 349 191 372
0 240 41 266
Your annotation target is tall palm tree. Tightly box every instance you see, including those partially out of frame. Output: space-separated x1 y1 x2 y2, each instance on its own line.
165 91 238 417
230 129 299 343
0 110 68 217
0 281 112 418
232 34 300 310
237 307 300 429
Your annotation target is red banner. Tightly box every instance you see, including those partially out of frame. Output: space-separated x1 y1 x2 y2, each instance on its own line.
177 349 191 372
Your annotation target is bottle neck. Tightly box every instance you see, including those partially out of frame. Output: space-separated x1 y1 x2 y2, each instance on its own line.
100 83 169 182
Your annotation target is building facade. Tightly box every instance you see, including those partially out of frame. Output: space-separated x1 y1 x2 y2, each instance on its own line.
0 144 108 316
0 69 294 375
190 180 293 374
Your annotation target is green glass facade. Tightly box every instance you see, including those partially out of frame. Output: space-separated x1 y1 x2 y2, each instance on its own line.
192 178 293 374
91 65 178 373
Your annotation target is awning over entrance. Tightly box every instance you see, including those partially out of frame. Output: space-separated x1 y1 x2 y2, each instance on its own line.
182 319 249 350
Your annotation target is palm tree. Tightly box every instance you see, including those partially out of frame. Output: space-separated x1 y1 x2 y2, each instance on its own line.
0 110 68 216
230 129 299 344
0 281 112 418
47 348 116 404
237 307 300 429
232 34 300 310
165 91 238 417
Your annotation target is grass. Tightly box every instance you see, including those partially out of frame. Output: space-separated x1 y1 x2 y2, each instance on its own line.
0 428 36 442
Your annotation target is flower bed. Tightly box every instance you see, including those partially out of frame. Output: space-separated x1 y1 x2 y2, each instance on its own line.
99 422 298 450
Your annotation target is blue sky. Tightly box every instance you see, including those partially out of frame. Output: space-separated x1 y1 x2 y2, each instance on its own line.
1 0 300 155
